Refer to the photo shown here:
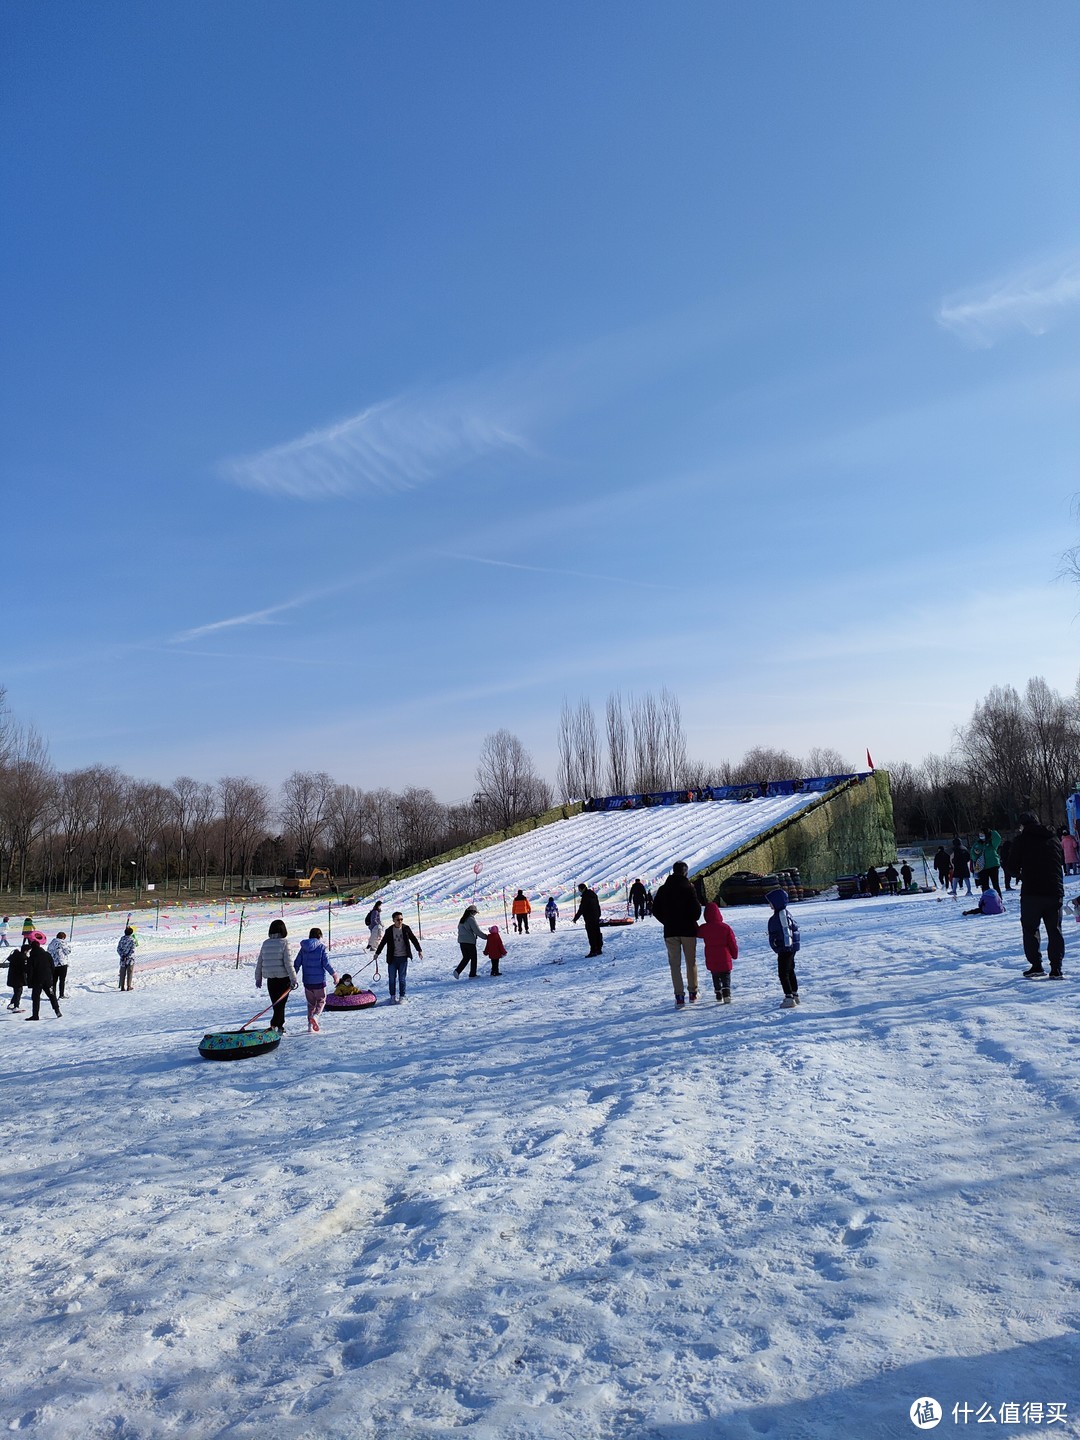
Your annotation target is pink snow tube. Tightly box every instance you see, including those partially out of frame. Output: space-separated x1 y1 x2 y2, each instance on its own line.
323 990 378 1012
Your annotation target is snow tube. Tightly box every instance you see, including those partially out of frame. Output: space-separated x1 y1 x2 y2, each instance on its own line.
199 1028 282 1061
598 917 635 927
323 990 377 1012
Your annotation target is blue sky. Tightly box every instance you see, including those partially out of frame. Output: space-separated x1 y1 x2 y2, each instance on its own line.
3 1 1080 798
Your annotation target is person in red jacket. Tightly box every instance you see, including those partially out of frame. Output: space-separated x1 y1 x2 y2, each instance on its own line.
697 903 739 1003
483 924 507 977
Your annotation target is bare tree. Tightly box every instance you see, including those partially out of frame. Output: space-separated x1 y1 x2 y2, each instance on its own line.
557 698 603 801
629 692 663 793
659 688 688 790
279 770 335 871
807 746 852 776
218 777 271 890
397 786 446 862
476 730 547 829
961 684 1036 818
556 700 578 803
325 783 366 879
1025 676 1080 822
187 781 218 893
728 746 804 784
0 726 54 894
54 768 98 892
605 692 629 794
127 781 170 890
365 788 404 873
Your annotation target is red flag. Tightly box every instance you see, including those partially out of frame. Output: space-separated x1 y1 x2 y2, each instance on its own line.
866 749 875 770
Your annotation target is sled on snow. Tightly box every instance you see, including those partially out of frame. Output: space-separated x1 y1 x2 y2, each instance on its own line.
323 990 378 1012
198 996 285 1061
198 1027 282 1061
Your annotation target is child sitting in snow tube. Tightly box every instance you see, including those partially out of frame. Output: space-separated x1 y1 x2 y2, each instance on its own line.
324 974 378 1010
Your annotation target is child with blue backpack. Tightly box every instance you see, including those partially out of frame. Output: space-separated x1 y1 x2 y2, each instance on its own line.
766 888 800 1008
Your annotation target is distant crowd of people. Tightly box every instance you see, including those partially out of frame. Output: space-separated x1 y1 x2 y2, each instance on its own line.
4 809 1069 1029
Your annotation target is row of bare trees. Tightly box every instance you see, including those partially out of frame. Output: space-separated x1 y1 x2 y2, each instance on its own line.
557 674 1080 841
557 691 691 799
886 676 1080 840
0 686 554 897
556 690 853 800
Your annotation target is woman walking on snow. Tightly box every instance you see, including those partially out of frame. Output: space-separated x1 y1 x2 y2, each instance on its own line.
455 905 489 978
365 901 384 954
255 918 297 1032
971 826 1003 898
294 927 337 1032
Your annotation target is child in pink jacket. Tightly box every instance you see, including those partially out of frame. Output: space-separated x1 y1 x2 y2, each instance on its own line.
697 902 738 1003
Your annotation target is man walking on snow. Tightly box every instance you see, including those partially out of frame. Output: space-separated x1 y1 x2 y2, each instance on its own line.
652 860 703 1006
573 883 603 957
1011 811 1065 979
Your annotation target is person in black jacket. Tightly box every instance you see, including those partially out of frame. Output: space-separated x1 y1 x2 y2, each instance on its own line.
573 883 603 956
933 846 950 889
6 944 26 1012
950 838 973 898
999 836 1016 891
1010 812 1065 977
652 861 703 1005
629 879 648 921
24 932 61 1020
374 912 423 1003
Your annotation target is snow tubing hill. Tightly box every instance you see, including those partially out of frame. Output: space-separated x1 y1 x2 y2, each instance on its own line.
324 990 377 1012
199 1028 282 1061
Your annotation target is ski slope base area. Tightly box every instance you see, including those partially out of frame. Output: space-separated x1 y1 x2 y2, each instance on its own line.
1 890 1077 1440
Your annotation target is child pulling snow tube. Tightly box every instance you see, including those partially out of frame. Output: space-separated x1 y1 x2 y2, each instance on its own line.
199 1028 282 1061
323 990 378 1012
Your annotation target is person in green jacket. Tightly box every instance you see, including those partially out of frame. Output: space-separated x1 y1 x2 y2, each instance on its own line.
971 826 1003 900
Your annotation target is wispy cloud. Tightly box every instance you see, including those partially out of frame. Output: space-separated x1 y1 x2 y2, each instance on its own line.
169 575 372 643
221 386 531 499
219 305 746 502
937 252 1080 347
171 598 308 642
437 552 676 592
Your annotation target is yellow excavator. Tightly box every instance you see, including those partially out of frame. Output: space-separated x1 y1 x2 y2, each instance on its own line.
255 867 339 897
286 867 337 896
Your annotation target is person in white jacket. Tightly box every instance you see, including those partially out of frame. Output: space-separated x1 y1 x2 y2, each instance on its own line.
47 932 72 1000
254 919 297 1032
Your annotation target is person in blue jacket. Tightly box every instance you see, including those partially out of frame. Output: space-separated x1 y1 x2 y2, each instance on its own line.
766 888 800 1008
294 927 337 1032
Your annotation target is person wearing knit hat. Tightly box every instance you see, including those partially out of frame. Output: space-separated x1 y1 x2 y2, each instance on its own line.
766 888 801 1008
25 931 61 1021
1010 812 1065 979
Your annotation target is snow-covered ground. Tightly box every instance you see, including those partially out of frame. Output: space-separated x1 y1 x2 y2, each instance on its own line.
2 882 1078 1439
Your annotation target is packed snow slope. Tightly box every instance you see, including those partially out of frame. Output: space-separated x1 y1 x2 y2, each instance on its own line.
2 887 1078 1439
375 790 823 916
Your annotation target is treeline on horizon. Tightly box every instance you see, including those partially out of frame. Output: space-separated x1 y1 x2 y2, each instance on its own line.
0 677 1076 897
